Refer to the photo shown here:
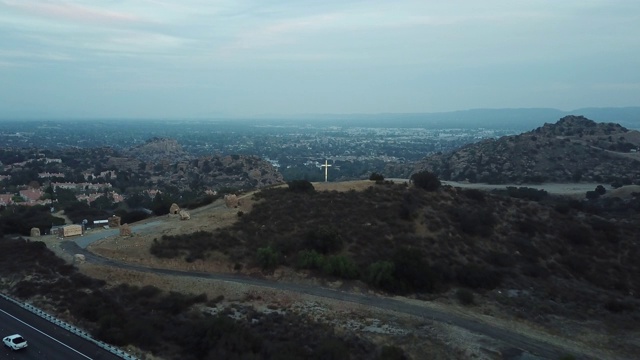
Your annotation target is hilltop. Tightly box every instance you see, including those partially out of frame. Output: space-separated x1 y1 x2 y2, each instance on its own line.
81 179 639 359
413 115 640 184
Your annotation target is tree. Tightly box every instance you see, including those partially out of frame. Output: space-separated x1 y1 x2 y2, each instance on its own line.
410 171 441 191
152 193 173 215
287 179 315 193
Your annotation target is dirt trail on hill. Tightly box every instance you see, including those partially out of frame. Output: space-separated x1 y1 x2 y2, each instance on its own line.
60 241 609 360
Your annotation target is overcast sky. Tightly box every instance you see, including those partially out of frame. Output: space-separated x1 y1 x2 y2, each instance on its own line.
1 0 639 119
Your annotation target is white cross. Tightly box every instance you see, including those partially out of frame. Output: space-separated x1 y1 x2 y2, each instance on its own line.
321 160 332 182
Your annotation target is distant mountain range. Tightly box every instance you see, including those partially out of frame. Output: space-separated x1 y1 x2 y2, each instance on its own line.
289 107 640 130
5 107 640 131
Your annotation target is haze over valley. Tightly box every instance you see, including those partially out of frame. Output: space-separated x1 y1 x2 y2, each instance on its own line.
2 1 640 359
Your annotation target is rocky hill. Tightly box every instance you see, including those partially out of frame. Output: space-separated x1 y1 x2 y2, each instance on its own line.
106 138 284 192
125 137 190 163
413 115 640 184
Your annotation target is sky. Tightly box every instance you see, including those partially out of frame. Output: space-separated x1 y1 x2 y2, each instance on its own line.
1 0 639 119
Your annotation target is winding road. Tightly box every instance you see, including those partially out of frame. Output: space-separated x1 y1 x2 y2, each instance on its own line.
60 240 606 360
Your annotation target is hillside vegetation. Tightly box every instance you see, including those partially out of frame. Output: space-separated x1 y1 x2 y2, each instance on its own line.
414 115 640 184
0 237 401 360
150 179 640 336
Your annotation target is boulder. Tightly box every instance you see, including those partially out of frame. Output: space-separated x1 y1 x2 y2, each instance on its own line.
74 254 86 264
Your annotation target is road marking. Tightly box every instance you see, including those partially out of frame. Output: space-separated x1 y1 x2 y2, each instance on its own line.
0 308 93 359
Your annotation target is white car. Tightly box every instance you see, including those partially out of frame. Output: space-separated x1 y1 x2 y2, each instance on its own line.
3 334 28 350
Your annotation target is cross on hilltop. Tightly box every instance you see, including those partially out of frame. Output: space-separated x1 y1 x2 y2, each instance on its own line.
321 160 331 182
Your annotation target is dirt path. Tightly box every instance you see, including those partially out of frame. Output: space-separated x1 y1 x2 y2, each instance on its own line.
60 241 607 360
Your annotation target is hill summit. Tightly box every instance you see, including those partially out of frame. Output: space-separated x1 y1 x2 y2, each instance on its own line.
414 115 640 184
126 137 189 162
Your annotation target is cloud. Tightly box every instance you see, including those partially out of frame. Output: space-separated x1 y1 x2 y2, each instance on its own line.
2 0 146 25
222 12 343 53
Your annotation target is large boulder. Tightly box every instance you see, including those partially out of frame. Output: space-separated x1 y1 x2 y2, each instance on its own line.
74 254 86 264
224 194 239 208
30 227 41 237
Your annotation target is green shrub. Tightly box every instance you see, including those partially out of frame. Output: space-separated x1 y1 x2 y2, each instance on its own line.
322 255 359 279
296 249 325 270
256 246 281 270
366 261 396 291
369 172 385 181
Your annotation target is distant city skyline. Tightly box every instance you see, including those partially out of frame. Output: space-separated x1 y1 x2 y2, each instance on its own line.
1 1 639 119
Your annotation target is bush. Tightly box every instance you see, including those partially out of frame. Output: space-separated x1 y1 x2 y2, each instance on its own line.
585 190 600 200
296 250 325 270
365 261 396 291
410 171 441 191
322 255 359 279
256 246 281 270
456 288 475 305
288 180 315 193
369 173 385 181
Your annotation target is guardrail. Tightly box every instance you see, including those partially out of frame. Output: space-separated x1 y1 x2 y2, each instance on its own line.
0 293 138 360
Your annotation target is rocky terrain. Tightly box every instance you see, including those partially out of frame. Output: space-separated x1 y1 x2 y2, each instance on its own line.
413 115 640 184
125 137 191 163
105 138 284 192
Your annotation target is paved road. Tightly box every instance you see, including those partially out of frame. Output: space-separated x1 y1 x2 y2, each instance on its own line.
60 242 605 360
0 297 123 360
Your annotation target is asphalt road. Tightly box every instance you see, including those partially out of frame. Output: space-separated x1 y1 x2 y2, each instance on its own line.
60 241 602 360
0 297 123 360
